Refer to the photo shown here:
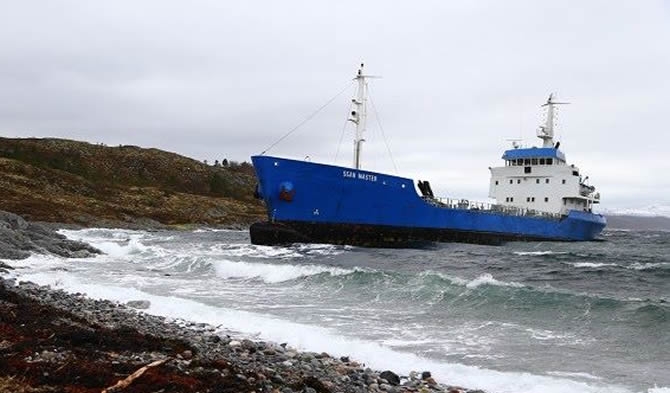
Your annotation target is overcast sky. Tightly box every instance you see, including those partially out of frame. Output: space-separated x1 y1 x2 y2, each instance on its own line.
1 1 668 211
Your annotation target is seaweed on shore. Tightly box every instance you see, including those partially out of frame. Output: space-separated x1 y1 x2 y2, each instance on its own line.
0 282 255 393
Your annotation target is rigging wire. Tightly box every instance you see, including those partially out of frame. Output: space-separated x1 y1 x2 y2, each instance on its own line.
260 81 354 156
334 100 353 164
367 85 399 174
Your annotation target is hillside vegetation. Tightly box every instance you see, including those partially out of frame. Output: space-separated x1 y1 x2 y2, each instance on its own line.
0 137 265 227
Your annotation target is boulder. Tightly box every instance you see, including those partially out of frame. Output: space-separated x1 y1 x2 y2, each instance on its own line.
379 370 400 386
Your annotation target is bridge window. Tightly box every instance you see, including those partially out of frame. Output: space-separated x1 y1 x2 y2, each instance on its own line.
572 170 579 176
532 197 535 202
524 159 531 165
544 197 549 202
536 179 540 184
531 158 538 165
527 197 530 202
495 180 499 185
510 179 513 184
562 179 566 184
517 179 521 184
510 197 514 202
517 159 523 165
539 158 545 165
546 179 550 184
524 167 531 174
547 158 553 165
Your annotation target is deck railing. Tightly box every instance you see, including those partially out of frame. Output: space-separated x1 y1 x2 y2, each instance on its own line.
423 197 564 220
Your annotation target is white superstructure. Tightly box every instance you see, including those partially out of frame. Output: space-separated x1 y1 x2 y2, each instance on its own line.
488 95 600 215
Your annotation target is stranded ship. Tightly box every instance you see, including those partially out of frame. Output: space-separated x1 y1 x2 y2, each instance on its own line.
250 65 606 247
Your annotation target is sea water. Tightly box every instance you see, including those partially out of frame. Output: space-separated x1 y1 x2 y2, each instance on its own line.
6 228 669 393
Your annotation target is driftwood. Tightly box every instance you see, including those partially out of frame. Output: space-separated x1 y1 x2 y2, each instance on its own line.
101 358 169 393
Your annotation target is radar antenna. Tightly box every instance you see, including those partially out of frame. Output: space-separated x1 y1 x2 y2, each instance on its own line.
505 138 522 149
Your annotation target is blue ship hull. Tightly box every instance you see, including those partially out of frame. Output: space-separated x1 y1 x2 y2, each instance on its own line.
250 155 607 247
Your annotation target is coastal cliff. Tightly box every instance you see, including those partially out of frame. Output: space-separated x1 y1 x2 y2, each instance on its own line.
0 137 265 228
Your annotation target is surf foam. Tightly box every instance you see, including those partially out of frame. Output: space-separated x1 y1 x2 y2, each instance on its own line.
13 270 635 393
212 259 355 283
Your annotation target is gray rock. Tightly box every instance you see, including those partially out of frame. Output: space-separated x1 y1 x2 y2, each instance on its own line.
379 370 400 386
0 211 101 260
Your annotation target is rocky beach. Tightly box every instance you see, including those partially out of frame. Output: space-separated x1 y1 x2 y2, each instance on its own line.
0 211 481 393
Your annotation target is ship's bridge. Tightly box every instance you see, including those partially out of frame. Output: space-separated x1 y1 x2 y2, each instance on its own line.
502 147 566 166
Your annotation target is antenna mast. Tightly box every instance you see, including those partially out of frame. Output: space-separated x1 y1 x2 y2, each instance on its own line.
538 93 569 148
349 63 368 169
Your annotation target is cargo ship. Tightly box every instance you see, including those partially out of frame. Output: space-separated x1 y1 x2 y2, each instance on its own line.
250 65 606 247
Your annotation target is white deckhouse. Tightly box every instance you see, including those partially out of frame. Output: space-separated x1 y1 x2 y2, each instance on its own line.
488 95 600 215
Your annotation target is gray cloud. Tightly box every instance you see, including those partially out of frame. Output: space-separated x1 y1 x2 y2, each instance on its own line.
1 0 668 210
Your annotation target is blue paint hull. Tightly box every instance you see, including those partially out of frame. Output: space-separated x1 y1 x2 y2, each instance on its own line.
250 155 606 247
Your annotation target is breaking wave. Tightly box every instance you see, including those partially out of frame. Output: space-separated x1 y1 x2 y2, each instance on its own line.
212 259 356 283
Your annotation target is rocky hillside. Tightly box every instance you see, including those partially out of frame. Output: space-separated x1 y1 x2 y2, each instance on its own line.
0 137 265 227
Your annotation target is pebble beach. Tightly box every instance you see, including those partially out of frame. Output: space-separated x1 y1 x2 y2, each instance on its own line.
0 211 482 393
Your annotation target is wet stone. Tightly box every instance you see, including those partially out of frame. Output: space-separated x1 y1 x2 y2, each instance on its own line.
379 370 400 386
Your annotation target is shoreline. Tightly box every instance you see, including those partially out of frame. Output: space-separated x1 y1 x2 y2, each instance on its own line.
0 210 482 393
0 277 481 393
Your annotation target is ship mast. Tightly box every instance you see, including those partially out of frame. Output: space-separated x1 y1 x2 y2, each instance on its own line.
538 93 569 148
349 63 368 169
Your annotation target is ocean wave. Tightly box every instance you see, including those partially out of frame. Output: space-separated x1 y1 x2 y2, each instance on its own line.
59 228 150 242
570 262 618 268
547 371 603 381
420 271 525 289
212 243 346 259
14 272 634 393
627 262 670 271
193 228 245 233
648 387 670 393
58 228 165 258
465 273 525 289
212 259 356 283
513 251 569 256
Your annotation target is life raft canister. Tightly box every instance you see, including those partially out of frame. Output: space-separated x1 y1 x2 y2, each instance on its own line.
278 181 295 202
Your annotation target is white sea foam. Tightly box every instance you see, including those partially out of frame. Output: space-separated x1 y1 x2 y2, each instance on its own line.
58 228 162 259
648 387 670 393
627 262 670 271
212 259 355 283
59 228 149 242
513 251 568 256
13 271 633 393
571 262 618 268
421 272 525 290
193 228 245 233
547 371 603 381
214 243 346 259
214 243 303 259
92 238 151 257
382 338 434 347
465 273 524 289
